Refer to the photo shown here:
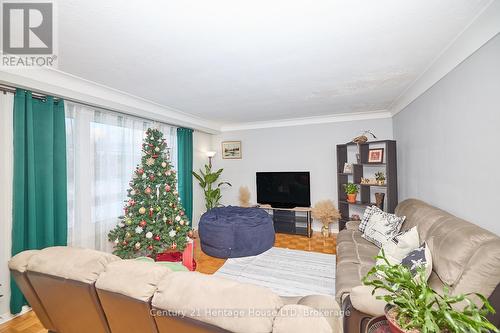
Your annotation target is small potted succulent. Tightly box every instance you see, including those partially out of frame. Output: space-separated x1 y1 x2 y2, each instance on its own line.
344 183 359 203
362 252 498 333
375 171 386 185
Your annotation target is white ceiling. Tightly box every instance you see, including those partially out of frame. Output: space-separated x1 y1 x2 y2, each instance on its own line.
56 0 491 125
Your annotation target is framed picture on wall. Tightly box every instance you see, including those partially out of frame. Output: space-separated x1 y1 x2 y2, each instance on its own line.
368 148 384 163
222 141 242 159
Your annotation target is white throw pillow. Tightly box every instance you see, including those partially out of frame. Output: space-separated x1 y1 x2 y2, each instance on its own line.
376 227 420 266
361 210 406 247
350 285 389 317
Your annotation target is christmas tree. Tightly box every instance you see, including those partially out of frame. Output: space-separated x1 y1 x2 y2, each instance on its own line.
108 128 193 259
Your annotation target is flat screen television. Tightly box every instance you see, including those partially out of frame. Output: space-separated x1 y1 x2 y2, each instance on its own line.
256 172 311 208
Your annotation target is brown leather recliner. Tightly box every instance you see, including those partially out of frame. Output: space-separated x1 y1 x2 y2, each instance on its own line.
24 246 119 333
95 259 172 333
10 247 341 333
8 250 56 332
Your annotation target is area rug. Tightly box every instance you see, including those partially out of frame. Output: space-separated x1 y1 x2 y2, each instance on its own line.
214 247 335 297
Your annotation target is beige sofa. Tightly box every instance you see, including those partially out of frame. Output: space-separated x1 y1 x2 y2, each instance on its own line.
336 199 500 332
9 246 342 333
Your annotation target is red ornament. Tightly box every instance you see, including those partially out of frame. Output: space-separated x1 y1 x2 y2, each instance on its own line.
145 187 152 194
149 175 155 181
165 185 171 192
171 243 177 250
152 154 158 159
179 210 185 216
137 168 144 175
147 245 153 251
128 200 136 206
122 241 128 246
154 235 160 241
139 220 147 227
149 208 154 217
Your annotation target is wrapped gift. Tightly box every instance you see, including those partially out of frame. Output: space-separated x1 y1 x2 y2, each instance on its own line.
182 240 196 271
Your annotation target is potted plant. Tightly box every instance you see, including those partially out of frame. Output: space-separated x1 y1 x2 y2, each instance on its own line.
375 171 386 185
362 252 498 333
192 164 232 211
344 183 359 203
312 200 341 237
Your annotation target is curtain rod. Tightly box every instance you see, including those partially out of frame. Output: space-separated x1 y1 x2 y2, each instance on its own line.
0 84 53 101
0 83 179 129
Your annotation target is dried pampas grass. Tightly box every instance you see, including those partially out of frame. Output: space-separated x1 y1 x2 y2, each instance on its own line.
312 200 341 227
238 186 251 207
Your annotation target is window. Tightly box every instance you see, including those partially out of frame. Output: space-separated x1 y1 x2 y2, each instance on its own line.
65 101 177 251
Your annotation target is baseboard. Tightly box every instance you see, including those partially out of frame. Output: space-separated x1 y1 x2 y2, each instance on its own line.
0 306 31 325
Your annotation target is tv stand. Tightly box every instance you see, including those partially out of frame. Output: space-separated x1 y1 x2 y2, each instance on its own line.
258 204 312 238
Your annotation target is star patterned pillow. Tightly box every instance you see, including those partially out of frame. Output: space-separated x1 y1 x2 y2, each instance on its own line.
401 242 433 281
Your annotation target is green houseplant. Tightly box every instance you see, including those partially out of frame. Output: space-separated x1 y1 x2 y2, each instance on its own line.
362 252 498 333
192 164 231 211
344 183 359 203
375 171 386 185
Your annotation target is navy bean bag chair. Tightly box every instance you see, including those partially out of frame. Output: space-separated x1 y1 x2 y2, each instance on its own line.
199 206 275 258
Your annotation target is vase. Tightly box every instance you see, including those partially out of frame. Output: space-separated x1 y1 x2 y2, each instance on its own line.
321 225 329 237
375 193 385 210
347 193 357 203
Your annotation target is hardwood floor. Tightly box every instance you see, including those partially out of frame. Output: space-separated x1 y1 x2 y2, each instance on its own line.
0 232 336 332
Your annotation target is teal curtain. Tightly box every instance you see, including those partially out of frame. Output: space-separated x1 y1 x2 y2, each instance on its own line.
177 128 193 222
11 89 67 314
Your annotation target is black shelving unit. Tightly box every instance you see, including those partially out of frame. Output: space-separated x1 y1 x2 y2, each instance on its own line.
336 140 398 231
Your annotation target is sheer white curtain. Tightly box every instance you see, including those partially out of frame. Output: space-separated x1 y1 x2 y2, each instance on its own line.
65 101 177 252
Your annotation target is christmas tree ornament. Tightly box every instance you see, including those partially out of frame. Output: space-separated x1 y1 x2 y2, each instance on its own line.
171 243 177 250
142 174 147 179
145 187 152 194
135 226 143 234
175 215 181 222
149 175 155 181
155 147 160 152
162 215 167 222
139 220 147 227
179 220 185 226
154 235 160 241
176 226 180 231
147 245 153 251
166 170 172 176
161 162 167 168
165 184 171 192
146 232 153 239
135 242 141 250
122 241 128 246
118 222 125 228
139 207 146 214
130 190 136 196
137 168 144 175
179 210 185 216
169 230 177 237
149 207 154 217
114 238 119 244
125 232 131 238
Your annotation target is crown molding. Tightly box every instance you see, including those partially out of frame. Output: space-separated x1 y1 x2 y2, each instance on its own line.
0 67 222 134
389 0 499 116
220 110 392 132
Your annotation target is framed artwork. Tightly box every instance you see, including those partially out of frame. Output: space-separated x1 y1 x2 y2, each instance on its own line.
343 163 353 174
368 148 384 163
222 141 242 159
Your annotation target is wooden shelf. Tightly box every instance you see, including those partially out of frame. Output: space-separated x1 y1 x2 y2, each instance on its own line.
336 140 398 231
338 173 352 176
339 200 376 207
357 183 387 187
